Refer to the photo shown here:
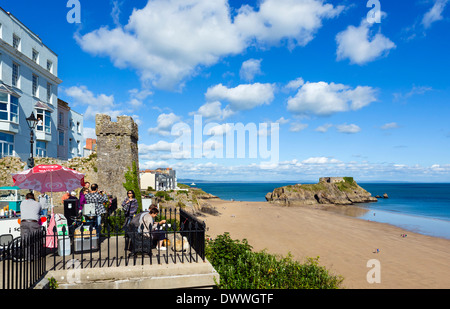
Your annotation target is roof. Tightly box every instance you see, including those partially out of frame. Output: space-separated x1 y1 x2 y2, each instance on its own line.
0 83 21 97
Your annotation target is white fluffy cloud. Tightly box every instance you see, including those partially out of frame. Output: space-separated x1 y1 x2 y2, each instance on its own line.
64 85 122 121
205 83 276 111
240 59 262 81
148 113 181 136
287 80 377 116
336 123 361 134
381 122 399 130
76 0 344 90
189 101 235 122
336 18 396 65
234 0 343 48
422 0 449 29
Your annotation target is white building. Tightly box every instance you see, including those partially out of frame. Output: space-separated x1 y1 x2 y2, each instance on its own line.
140 168 177 191
57 99 84 159
0 7 83 161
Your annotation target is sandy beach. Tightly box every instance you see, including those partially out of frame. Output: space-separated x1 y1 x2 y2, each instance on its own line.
201 198 450 289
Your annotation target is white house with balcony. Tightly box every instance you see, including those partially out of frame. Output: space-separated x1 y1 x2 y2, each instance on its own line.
0 7 64 160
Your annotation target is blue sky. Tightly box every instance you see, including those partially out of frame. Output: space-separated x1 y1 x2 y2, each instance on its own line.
4 0 450 182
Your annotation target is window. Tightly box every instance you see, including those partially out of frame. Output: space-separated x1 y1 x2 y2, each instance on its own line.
77 140 81 156
12 62 19 87
58 130 64 146
35 141 47 157
58 112 64 126
36 109 51 133
12 34 20 50
76 122 80 133
46 82 52 103
0 93 7 121
47 60 52 72
0 92 19 123
32 49 39 63
10 96 18 123
32 74 39 97
0 132 14 158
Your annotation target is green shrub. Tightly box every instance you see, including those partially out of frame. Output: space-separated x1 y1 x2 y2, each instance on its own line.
155 191 173 201
206 233 343 289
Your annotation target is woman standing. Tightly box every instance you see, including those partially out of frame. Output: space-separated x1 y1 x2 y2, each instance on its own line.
122 190 138 226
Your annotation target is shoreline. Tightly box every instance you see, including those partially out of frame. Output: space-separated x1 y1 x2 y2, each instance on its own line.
204 196 450 240
200 198 450 289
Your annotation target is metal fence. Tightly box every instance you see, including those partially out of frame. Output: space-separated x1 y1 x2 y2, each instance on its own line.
0 207 206 289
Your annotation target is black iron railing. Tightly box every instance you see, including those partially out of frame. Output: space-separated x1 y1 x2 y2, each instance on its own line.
1 230 47 289
0 207 206 289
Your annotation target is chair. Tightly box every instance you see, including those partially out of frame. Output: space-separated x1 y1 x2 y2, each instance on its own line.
0 234 13 246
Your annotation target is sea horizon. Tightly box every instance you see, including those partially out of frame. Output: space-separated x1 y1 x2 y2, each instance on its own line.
181 181 450 240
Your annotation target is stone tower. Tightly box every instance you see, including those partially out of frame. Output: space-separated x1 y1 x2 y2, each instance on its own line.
95 114 139 200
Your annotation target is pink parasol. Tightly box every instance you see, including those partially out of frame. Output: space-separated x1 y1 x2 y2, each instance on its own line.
12 164 85 193
12 164 85 213
12 164 84 249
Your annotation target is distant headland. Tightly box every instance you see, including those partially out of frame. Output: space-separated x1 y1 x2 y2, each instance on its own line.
265 177 378 206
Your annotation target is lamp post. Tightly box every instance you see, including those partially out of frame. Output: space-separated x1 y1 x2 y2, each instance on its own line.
26 112 38 169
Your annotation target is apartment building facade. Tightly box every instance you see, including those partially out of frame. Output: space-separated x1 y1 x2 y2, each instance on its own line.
57 99 84 159
0 7 83 161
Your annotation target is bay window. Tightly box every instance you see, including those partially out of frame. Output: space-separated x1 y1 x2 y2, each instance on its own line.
36 108 51 133
0 91 19 123
0 132 14 158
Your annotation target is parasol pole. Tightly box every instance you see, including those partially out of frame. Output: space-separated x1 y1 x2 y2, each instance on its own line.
50 171 54 215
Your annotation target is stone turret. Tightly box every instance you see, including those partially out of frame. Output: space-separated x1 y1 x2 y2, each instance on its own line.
95 114 139 200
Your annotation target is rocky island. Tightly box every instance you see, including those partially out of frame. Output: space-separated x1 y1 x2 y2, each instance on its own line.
265 177 378 206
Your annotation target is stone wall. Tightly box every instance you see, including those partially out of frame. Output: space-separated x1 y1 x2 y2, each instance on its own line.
95 114 139 200
319 177 345 184
0 154 98 206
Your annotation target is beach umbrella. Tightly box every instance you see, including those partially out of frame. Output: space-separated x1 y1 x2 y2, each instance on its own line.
12 164 84 249
11 164 85 212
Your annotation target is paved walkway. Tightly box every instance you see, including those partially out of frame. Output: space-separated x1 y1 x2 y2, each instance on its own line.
46 235 202 270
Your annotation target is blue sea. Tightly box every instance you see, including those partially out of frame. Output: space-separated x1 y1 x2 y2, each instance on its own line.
186 182 450 239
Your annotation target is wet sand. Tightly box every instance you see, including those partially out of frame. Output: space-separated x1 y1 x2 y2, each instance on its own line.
201 199 450 289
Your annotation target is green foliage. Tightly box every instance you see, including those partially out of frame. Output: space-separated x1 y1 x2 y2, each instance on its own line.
102 208 127 234
206 233 343 289
343 177 354 184
337 177 358 192
123 161 142 212
155 191 173 201
48 277 58 289
178 183 190 189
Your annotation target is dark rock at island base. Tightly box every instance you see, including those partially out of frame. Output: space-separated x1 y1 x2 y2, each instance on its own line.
265 177 378 207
